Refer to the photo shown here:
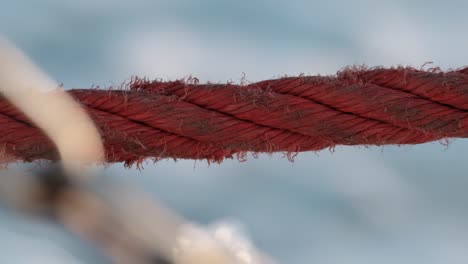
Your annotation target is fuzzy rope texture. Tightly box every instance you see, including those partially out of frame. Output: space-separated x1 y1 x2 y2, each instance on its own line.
2 66 468 165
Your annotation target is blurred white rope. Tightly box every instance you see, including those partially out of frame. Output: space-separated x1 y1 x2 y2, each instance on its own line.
0 38 104 178
0 38 275 264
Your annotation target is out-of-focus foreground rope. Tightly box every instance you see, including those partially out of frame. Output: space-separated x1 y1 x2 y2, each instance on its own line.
2 66 468 165
0 38 277 264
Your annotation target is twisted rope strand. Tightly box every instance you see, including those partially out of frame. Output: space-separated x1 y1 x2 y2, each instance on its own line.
2 66 468 165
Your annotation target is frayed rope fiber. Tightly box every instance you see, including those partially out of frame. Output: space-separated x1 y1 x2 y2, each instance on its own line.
2 66 468 165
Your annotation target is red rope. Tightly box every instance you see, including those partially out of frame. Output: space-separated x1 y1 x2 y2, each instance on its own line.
2 66 468 165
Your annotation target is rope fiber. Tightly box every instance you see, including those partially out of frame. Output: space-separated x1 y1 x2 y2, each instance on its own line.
2 66 468 165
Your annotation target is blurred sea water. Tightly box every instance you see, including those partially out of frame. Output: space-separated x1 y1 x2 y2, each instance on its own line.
1 1 468 263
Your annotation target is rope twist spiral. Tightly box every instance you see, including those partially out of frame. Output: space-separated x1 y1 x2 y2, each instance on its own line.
2 66 468 165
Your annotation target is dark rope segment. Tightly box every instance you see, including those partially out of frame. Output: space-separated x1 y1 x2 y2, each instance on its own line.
2 66 468 165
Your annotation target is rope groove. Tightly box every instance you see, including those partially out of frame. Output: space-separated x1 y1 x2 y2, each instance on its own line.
2 66 468 165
